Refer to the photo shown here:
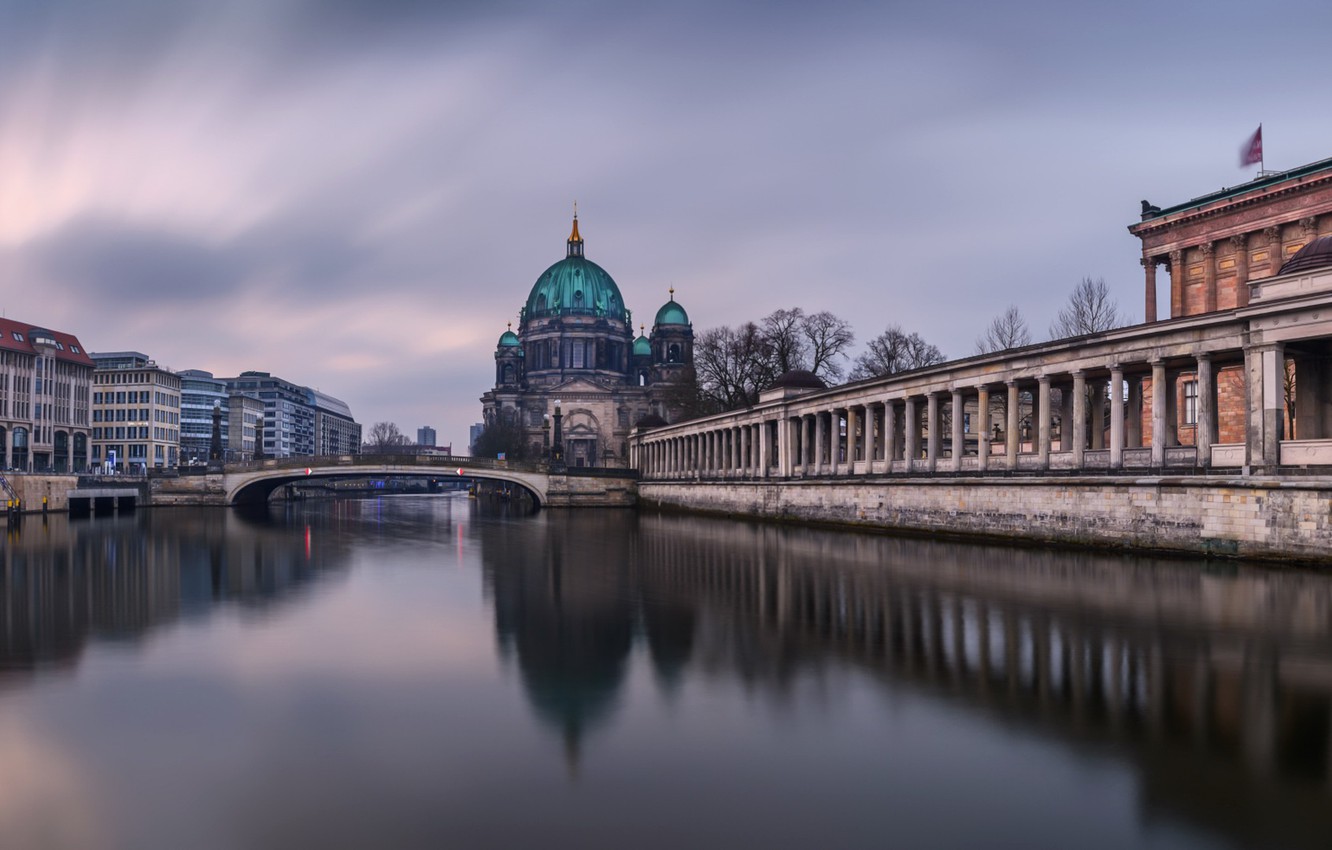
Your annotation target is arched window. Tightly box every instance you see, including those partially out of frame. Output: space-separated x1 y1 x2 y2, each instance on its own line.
667 343 681 363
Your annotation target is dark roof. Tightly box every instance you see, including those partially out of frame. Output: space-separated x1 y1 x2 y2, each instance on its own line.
1279 234 1332 276
767 369 826 390
635 413 667 429
1137 156 1332 223
0 318 93 367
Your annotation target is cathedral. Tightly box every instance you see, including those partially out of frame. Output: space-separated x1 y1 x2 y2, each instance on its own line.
479 215 695 467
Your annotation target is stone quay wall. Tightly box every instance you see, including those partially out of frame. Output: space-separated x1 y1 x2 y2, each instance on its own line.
638 476 1332 563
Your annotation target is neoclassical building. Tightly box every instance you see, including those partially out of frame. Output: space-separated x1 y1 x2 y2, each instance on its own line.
480 216 695 467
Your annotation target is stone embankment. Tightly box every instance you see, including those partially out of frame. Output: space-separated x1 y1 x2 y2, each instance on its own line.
639 476 1332 564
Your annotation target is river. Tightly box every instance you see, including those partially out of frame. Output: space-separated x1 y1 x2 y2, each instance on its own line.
0 495 1328 849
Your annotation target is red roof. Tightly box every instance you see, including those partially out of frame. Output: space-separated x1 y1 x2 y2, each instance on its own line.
0 317 94 367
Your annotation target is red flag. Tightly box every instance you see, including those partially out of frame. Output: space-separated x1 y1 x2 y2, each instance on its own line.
1240 125 1263 167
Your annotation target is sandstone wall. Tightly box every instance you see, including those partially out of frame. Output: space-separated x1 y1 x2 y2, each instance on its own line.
639 476 1332 563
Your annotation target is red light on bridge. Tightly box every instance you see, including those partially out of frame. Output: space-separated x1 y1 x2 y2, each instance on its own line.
456 468 466 476
304 468 312 476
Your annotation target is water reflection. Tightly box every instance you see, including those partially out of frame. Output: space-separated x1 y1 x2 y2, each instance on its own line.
0 500 1328 848
482 511 1332 847
0 507 352 682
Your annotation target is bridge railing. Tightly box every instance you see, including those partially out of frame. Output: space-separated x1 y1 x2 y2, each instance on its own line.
221 454 552 475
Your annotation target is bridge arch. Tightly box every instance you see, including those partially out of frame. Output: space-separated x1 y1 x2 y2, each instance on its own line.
223 461 549 507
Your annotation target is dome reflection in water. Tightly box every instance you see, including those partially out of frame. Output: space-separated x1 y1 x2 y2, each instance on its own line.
0 497 1328 849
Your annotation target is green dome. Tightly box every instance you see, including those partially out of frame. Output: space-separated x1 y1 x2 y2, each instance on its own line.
497 329 521 348
524 256 626 321
654 298 689 326
633 335 651 356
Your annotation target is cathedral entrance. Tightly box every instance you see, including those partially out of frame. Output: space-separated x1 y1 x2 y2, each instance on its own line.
568 439 598 467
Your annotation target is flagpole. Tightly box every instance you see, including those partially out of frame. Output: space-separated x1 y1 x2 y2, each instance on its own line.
1260 122 1264 173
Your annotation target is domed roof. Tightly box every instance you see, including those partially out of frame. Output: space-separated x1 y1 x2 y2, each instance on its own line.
654 289 689 326
1280 234 1332 276
633 335 651 356
523 216 627 322
767 369 826 390
497 326 521 348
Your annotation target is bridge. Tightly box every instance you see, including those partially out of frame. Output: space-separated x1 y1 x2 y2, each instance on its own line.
146 454 637 509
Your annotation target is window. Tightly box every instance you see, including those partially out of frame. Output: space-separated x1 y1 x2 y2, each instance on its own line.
71 346 79 354
1183 380 1198 425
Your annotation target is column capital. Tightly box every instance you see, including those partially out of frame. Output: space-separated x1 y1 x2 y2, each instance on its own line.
1300 215 1319 235
1070 369 1086 379
1140 256 1161 268
1108 362 1123 374
1169 248 1184 266
1005 378 1020 388
1199 240 1216 256
1263 225 1281 242
1037 374 1052 386
1229 233 1248 249
1195 351 1212 364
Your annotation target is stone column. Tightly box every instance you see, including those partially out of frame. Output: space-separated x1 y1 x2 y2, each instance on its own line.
758 422 769 477
1231 234 1250 308
951 389 964 472
1058 382 1073 452
976 386 990 472
926 392 940 473
904 396 919 473
1197 355 1215 468
801 415 812 472
846 406 859 474
884 400 897 467
1126 375 1143 448
1109 366 1124 469
1169 249 1185 319
740 423 751 476
1142 256 1158 323
1037 375 1052 469
814 412 825 475
1201 241 1217 313
1091 382 1106 450
1072 370 1087 468
1265 225 1283 277
1006 381 1019 469
865 404 878 472
1151 360 1167 467
1245 343 1286 471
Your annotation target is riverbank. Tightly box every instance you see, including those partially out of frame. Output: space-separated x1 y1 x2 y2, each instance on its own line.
639 474 1332 565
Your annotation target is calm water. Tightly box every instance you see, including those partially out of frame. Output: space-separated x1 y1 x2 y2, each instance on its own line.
1 497 1330 850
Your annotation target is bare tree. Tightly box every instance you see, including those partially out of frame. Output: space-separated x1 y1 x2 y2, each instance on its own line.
693 323 777 412
760 308 808 375
1049 276 1125 339
801 311 855 382
975 305 1032 354
366 421 410 449
849 325 945 380
472 418 530 461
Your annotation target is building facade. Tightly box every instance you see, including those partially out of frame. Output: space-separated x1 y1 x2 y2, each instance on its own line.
310 389 362 456
91 351 181 471
0 319 93 472
479 216 696 467
224 372 359 458
178 369 229 464
1131 156 1332 445
228 393 263 462
417 426 436 447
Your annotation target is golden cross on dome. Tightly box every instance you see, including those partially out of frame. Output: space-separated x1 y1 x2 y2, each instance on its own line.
668 286 675 299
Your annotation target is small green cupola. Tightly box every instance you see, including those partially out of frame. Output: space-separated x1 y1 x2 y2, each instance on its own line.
497 323 521 349
633 323 651 357
654 287 689 326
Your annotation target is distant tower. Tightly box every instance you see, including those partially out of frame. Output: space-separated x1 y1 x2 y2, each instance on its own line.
495 323 524 389
649 287 694 383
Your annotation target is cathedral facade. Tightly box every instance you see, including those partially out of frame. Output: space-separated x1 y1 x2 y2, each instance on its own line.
479 216 695 467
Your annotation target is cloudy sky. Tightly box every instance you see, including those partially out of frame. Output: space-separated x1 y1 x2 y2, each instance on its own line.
2 0 1330 448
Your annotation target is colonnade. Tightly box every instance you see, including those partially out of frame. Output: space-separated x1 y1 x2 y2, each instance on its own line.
634 338 1314 479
